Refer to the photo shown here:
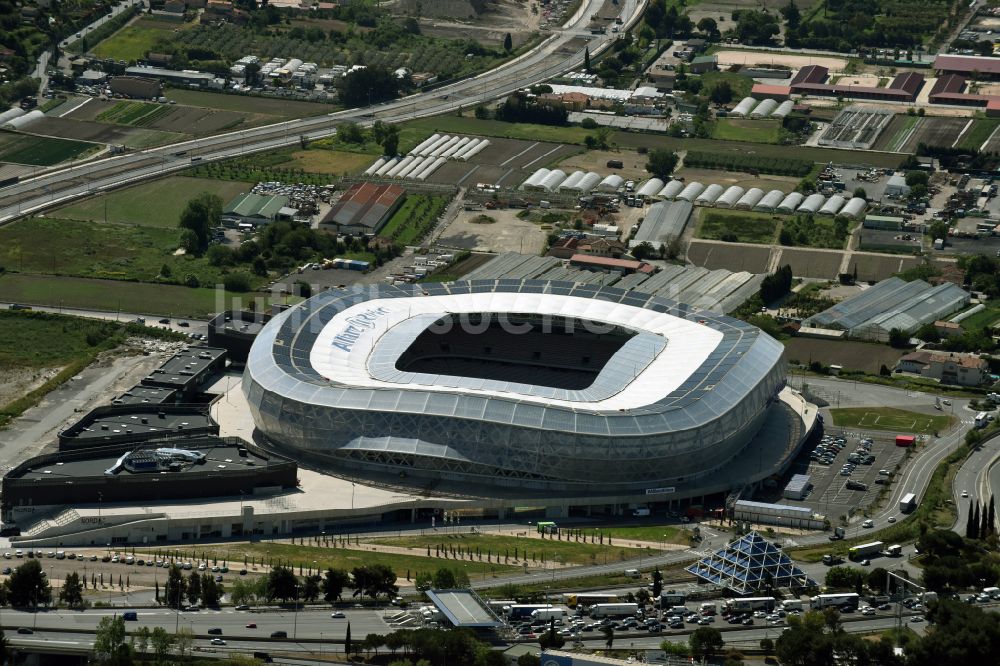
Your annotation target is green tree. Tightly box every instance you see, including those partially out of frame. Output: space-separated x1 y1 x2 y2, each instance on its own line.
252 255 268 276
337 122 366 144
7 559 51 608
853 186 867 199
775 611 835 666
302 574 321 602
201 574 221 607
187 571 201 606
164 565 186 609
651 567 664 598
323 568 351 603
175 627 194 659
632 241 656 261
584 47 591 72
266 565 299 602
59 571 84 608
178 192 222 252
372 121 400 157
888 328 909 348
351 564 398 599
133 625 151 656
150 626 174 662
909 599 1000 665
94 615 132 665
689 626 724 661
503 32 513 51
179 228 201 254
709 80 733 104
824 566 864 590
223 271 252 292
517 654 541 666
538 622 565 650
432 568 457 589
602 625 614 649
645 149 679 179
780 0 801 29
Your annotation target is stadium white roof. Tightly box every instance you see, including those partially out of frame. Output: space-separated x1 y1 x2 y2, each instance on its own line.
308 291 723 411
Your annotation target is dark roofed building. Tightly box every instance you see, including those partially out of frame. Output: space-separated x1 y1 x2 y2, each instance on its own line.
319 182 406 236
934 53 1000 78
142 346 227 394
891 71 924 97
109 76 162 99
927 74 995 106
790 65 828 86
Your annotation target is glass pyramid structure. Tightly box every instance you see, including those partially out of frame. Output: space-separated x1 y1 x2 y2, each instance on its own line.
685 530 816 595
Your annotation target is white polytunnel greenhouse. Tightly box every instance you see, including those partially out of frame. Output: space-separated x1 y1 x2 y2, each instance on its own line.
598 174 625 192
797 193 826 213
409 133 440 155
636 178 665 198
522 168 551 190
559 171 586 192
819 194 846 215
539 169 568 192
677 181 706 201
840 197 867 219
658 180 685 199
715 185 746 208
777 192 805 213
731 97 758 117
754 189 786 212
696 183 725 205
735 187 765 210
364 158 387 175
575 172 602 193
750 99 778 118
374 158 399 177
771 100 794 118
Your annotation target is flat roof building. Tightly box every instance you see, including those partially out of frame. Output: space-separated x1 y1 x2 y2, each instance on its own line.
629 200 693 248
58 405 218 449
112 386 177 406
569 254 656 274
109 76 162 99
934 53 1000 77
319 183 405 236
124 66 215 87
141 346 228 394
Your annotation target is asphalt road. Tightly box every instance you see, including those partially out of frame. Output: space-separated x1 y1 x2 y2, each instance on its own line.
0 302 208 337
0 0 646 224
952 429 1000 536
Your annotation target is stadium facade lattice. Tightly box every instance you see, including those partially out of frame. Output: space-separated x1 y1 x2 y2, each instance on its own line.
243 281 786 494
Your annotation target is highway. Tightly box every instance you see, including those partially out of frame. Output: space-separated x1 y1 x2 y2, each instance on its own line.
0 0 646 225
952 428 1000 536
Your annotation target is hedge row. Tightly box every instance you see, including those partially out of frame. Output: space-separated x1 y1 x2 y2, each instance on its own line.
683 150 813 176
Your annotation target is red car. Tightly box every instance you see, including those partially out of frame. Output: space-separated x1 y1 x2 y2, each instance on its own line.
245 623 257 629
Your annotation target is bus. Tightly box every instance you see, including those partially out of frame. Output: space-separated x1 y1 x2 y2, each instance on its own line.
975 412 989 429
567 593 619 607
810 593 860 609
536 521 558 535
724 597 776 612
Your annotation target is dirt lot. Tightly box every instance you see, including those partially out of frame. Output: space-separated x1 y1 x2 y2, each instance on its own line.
0 366 60 412
672 167 800 192
426 137 578 188
416 0 542 47
835 75 881 86
686 240 772 272
558 149 649 181
778 248 845 278
784 337 907 373
436 209 548 254
848 252 922 282
713 49 848 71
22 116 184 148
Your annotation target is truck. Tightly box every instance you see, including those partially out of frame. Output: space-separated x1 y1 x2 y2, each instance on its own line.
975 412 990 429
632 507 650 517
810 593 860 609
920 591 938 604
589 603 639 618
781 599 805 612
900 493 918 513
895 435 916 448
885 544 903 557
506 604 555 620
530 608 568 621
822 554 845 566
933 238 944 250
724 598 774 613
659 591 686 607
699 602 717 615
983 587 1000 599
848 541 884 561
829 526 846 541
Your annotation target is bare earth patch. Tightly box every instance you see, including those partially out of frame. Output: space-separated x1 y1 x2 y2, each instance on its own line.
0 366 63 411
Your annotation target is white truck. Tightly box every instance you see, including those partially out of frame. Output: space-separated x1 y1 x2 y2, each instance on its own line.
530 607 568 621
589 603 639 618
781 599 804 612
632 507 651 517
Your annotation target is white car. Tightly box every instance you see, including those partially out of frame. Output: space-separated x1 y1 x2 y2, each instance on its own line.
888 516 896 523
962 490 969 498
210 638 226 645
862 607 876 616
863 519 874 528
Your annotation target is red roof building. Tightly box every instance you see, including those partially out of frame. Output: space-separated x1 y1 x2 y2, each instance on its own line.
790 66 924 102
750 83 791 100
569 254 656 274
934 54 1000 77
319 183 405 236
988 98 1000 117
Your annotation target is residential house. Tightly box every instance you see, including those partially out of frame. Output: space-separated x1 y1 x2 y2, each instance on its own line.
896 351 989 386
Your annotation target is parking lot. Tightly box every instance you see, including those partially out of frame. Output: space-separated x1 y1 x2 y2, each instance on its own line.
775 430 911 521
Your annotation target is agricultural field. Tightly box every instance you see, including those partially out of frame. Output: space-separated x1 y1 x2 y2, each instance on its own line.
778 248 845 279
0 132 99 166
402 116 591 146
783 338 907 374
684 149 812 176
699 70 753 99
0 217 264 289
957 118 1000 152
379 195 451 245
97 102 173 127
91 17 191 62
0 273 267 319
20 117 184 150
711 118 781 144
686 241 772 272
873 116 973 153
55 176 252 229
695 210 779 244
828 407 954 434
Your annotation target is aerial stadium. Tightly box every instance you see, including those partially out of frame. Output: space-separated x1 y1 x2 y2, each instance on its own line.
243 280 790 496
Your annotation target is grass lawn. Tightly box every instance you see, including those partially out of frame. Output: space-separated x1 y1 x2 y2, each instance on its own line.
379 194 451 245
0 132 99 166
700 70 753 99
369 533 644 567
712 118 781 144
958 117 1000 151
54 176 252 229
0 217 275 291
402 116 591 146
592 525 692 546
91 16 195 62
148 542 518 581
0 273 283 319
277 149 374 175
780 214 852 249
953 302 1000 330
164 88 336 118
828 407 954 434
696 210 780 244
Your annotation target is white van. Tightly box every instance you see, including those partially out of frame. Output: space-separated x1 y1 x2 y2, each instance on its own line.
624 569 641 579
